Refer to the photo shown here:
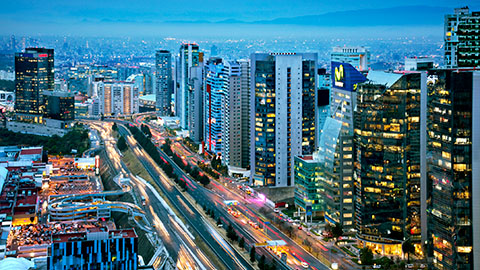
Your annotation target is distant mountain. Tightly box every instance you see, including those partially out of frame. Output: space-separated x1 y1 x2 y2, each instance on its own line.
165 6 450 26
164 19 211 24
253 5 450 26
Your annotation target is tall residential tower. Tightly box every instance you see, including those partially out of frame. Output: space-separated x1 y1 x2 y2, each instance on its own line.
176 43 201 130
250 53 317 187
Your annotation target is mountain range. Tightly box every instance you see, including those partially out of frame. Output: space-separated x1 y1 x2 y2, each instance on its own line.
165 5 451 26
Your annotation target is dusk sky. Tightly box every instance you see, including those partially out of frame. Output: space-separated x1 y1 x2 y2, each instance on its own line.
1 0 477 37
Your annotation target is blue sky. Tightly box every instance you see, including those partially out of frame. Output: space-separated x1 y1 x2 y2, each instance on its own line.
0 0 476 36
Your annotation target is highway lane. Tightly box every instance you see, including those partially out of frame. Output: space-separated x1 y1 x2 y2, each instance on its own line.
131 116 328 270
89 121 207 269
126 116 344 269
117 123 254 270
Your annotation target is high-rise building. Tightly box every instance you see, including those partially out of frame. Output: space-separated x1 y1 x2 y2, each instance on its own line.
14 48 54 123
355 71 424 257
331 46 370 71
48 229 138 270
42 91 75 121
444 7 480 68
223 60 250 174
188 63 204 144
176 43 201 130
425 69 480 270
313 62 366 229
250 53 317 187
204 58 224 154
155 50 173 115
204 58 250 174
98 81 139 116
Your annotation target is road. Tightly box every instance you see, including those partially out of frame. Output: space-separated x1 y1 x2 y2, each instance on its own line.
124 116 336 270
136 114 357 270
117 122 254 270
88 121 211 269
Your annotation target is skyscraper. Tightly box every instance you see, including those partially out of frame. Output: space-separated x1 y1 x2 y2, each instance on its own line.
313 62 366 230
223 60 250 173
155 50 173 115
250 53 317 187
204 58 225 154
188 63 204 143
15 48 54 123
425 69 480 270
204 58 250 174
444 7 480 68
355 71 424 257
331 46 370 71
176 43 201 130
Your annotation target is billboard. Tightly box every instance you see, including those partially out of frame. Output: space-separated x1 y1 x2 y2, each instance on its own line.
331 61 366 92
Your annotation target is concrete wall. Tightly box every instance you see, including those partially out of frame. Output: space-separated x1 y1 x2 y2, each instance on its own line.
7 121 70 137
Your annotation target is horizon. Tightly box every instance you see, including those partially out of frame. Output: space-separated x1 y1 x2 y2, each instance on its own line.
0 1 477 37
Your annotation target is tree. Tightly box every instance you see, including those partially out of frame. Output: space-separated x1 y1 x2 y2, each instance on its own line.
402 239 415 263
258 255 266 270
239 237 245 250
250 246 256 263
332 222 344 239
112 123 118 131
360 247 374 265
117 136 128 151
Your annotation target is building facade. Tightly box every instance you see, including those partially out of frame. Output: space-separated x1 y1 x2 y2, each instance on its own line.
204 58 250 173
43 91 75 121
14 48 54 123
250 53 317 187
204 58 225 154
312 62 366 229
188 64 204 144
426 70 480 270
223 60 250 173
98 81 139 116
48 229 138 270
294 154 324 217
155 50 173 115
355 71 424 256
444 7 480 68
176 44 201 130
331 46 370 72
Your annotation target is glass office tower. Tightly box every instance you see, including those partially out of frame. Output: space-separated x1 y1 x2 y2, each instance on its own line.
155 50 173 116
355 71 423 256
15 48 54 123
426 69 480 270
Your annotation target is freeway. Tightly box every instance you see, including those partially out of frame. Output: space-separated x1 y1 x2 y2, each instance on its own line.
120 118 330 270
116 122 254 270
133 115 340 270
87 121 210 269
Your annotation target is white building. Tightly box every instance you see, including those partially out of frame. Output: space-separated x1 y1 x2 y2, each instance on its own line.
331 46 370 71
96 81 139 116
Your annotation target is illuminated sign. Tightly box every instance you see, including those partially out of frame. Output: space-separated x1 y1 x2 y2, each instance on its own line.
38 54 48 57
334 64 344 87
331 61 366 92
